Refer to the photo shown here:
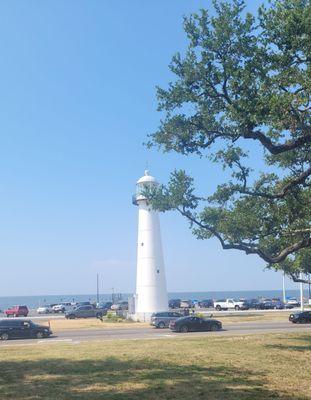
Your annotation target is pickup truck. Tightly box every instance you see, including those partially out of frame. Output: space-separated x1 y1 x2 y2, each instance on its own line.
65 305 105 319
214 299 248 311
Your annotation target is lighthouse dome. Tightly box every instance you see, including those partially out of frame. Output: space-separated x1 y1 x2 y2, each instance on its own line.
136 170 157 185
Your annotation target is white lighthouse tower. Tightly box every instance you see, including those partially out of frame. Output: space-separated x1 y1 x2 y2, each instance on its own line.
132 170 168 320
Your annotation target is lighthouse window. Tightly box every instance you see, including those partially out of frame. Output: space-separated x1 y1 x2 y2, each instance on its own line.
141 242 144 246
157 269 160 274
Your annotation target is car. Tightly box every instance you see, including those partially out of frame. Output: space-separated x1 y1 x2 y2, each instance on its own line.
72 301 92 307
96 301 113 310
150 311 182 328
169 316 222 333
5 305 29 318
287 298 300 307
169 299 181 309
111 301 128 310
289 311 311 324
198 299 214 308
65 305 105 319
0 319 52 340
37 305 54 314
244 299 261 309
272 301 285 310
180 300 192 308
252 300 277 310
53 303 72 313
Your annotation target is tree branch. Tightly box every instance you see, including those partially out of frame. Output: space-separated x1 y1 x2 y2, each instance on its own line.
243 130 311 155
176 207 311 264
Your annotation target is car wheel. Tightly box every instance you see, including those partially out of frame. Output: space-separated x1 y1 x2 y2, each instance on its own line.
216 305 222 311
69 315 75 319
158 321 165 329
95 313 102 318
36 332 44 339
1 333 9 340
210 324 220 331
180 325 189 333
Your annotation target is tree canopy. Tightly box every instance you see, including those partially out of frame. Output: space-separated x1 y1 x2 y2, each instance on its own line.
147 0 311 282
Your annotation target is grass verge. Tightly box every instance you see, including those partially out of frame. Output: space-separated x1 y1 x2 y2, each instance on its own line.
0 333 310 399
39 311 293 332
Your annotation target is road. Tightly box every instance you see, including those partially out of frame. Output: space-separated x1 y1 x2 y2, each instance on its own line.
1 320 310 347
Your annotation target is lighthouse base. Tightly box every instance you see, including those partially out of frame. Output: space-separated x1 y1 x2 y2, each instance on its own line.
130 312 155 323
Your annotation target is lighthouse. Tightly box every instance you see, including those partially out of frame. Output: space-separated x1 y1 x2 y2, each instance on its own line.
132 170 168 320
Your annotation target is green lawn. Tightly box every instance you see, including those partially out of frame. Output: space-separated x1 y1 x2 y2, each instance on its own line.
0 333 310 399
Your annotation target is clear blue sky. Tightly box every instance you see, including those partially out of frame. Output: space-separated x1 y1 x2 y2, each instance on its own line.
0 0 298 296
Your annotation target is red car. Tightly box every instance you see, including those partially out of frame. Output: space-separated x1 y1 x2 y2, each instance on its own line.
5 305 29 318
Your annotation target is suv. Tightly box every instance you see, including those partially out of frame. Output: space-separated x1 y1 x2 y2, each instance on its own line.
0 319 52 340
65 305 105 319
5 305 29 317
169 299 181 309
198 299 214 308
150 311 182 328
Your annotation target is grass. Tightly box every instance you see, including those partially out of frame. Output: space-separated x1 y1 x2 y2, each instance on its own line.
41 318 148 332
38 311 293 332
0 333 310 399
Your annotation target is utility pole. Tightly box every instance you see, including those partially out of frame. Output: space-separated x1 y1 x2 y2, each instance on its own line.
96 273 99 304
282 272 286 303
300 272 304 312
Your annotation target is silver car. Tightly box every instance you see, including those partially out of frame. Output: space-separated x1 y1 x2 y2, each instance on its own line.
150 311 182 328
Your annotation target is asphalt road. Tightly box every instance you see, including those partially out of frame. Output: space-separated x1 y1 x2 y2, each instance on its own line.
1 320 310 347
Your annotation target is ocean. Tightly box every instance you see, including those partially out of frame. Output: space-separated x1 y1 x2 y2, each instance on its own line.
0 289 309 310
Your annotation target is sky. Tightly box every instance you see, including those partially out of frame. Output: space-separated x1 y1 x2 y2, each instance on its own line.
0 0 299 296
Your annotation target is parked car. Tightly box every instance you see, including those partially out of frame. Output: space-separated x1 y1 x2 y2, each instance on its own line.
214 299 248 311
150 311 182 328
272 301 285 310
180 300 192 308
111 301 128 310
96 301 113 310
5 305 29 317
53 303 72 313
37 305 54 314
65 305 105 319
0 319 52 340
73 301 92 307
244 299 261 309
289 311 311 324
287 298 300 307
169 299 181 309
169 316 222 333
198 299 214 308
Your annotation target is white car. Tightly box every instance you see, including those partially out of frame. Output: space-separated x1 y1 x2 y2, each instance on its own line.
37 305 54 314
286 298 300 307
53 303 72 313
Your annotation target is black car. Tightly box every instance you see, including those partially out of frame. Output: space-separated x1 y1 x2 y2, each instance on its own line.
289 311 311 324
169 299 181 309
0 319 52 340
169 316 222 333
150 311 182 328
198 299 214 308
244 299 261 309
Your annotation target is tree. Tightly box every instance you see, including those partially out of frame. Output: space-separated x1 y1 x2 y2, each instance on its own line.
146 0 311 283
